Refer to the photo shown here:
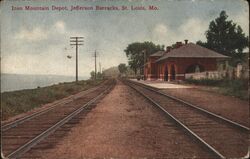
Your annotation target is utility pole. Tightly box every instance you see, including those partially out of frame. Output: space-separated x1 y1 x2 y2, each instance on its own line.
143 50 146 66
94 50 97 80
142 50 146 80
70 37 84 83
142 49 146 80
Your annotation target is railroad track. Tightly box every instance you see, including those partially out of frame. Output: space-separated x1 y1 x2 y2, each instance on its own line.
125 79 249 159
1 79 115 159
1 80 111 132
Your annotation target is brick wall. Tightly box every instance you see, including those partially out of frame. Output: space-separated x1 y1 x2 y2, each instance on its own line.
146 58 218 81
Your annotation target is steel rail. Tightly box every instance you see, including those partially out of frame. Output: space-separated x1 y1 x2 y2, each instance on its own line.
125 81 225 159
128 80 249 131
1 81 108 132
6 83 114 159
2 99 72 132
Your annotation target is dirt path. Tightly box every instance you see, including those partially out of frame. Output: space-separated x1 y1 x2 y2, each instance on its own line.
160 88 249 127
38 81 213 158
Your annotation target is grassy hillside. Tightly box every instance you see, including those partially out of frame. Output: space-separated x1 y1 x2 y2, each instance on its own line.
1 79 104 120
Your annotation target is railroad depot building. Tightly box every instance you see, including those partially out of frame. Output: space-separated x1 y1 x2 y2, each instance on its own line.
144 40 229 81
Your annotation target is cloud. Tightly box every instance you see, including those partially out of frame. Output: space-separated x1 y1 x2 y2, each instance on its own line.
3 20 91 76
14 20 67 42
232 8 249 35
179 18 207 42
152 23 174 44
14 27 48 41
54 21 66 33
152 18 208 46
153 23 168 35
2 47 81 76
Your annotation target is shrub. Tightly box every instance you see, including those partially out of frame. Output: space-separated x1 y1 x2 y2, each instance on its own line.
185 78 222 86
185 78 248 100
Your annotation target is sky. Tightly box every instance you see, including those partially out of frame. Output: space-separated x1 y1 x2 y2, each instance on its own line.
0 0 249 77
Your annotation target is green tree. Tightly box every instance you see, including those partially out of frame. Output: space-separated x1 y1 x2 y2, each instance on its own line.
196 10 248 58
118 63 127 74
124 41 164 74
96 72 103 79
90 71 103 80
90 71 95 80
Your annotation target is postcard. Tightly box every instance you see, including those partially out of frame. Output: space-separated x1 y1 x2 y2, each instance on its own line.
1 0 249 158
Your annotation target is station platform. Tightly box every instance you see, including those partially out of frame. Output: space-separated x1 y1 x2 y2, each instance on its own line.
129 79 193 89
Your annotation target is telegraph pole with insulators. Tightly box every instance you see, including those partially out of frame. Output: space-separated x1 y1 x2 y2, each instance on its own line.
70 36 84 83
93 50 98 80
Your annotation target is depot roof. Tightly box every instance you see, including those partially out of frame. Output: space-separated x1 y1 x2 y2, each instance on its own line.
156 43 230 62
150 50 165 57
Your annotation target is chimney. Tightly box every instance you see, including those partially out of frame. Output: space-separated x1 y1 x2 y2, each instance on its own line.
176 41 183 48
166 46 172 53
184 39 188 44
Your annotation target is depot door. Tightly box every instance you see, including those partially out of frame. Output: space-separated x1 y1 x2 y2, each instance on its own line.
171 65 175 80
164 65 168 81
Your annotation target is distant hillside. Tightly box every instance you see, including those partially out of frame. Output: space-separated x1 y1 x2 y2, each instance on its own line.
102 67 119 78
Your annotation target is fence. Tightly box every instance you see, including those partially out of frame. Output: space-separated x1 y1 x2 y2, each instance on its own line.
185 65 249 80
185 71 227 80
